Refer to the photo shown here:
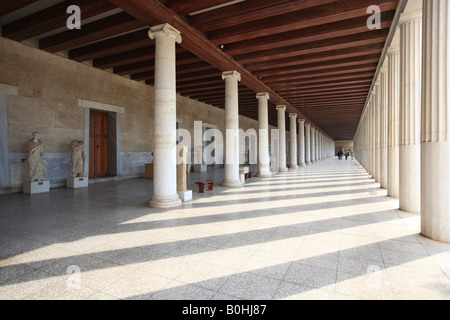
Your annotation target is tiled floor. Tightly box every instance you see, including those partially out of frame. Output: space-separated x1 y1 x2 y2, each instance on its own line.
1 158 449 300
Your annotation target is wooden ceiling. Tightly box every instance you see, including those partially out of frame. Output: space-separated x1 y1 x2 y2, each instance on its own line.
0 0 401 140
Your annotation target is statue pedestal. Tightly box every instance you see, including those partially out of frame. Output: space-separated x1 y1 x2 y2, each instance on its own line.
67 177 89 189
177 190 192 202
23 181 50 195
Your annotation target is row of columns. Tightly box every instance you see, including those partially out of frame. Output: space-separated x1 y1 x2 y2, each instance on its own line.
146 23 335 212
354 0 449 243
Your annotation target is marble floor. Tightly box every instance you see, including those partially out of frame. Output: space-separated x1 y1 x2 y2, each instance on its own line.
0 158 449 300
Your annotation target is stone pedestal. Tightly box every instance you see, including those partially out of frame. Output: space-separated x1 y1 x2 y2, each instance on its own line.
67 177 88 189
177 190 193 202
23 181 50 195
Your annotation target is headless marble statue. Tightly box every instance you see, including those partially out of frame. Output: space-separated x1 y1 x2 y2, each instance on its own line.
27 132 45 181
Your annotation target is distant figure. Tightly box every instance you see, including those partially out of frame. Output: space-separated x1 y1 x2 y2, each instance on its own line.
345 152 349 160
338 151 343 160
27 132 45 181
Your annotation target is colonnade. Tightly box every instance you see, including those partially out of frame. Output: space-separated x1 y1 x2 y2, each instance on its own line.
354 0 449 243
147 22 336 210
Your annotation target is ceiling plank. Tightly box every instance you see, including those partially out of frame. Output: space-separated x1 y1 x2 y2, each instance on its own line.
69 28 151 62
39 11 146 53
2 0 117 42
0 0 38 17
207 0 398 44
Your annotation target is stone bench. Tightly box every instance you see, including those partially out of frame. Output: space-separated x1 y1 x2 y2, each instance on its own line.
195 180 215 193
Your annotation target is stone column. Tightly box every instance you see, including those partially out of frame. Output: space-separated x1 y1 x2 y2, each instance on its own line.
289 113 298 169
222 70 243 187
257 92 271 178
399 9 422 213
305 123 311 164
298 119 305 166
387 44 400 198
310 127 316 163
421 0 450 242
277 105 288 172
370 92 376 177
379 62 389 189
374 78 381 182
148 24 182 208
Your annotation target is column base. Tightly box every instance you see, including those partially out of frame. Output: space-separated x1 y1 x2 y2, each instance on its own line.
278 167 288 172
299 162 306 166
290 165 298 169
306 161 311 165
222 179 244 188
257 171 272 178
148 195 182 208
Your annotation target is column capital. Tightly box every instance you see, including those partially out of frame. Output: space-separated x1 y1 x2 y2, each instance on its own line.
387 45 400 56
380 61 389 74
399 9 422 26
222 70 241 82
289 113 297 119
148 23 182 44
298 118 305 124
276 105 286 111
305 123 311 127
256 92 270 100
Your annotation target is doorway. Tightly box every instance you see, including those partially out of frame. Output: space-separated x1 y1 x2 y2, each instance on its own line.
89 110 109 178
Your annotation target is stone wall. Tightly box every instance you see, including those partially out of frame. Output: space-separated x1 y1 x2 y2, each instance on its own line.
0 36 278 193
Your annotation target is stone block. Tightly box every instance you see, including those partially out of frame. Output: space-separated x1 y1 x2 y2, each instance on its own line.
66 177 88 189
23 180 50 194
177 190 192 202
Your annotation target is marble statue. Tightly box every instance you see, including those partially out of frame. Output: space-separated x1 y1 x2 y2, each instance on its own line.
27 132 45 181
71 140 85 177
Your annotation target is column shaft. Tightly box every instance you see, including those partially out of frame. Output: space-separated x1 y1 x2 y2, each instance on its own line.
148 24 182 208
298 119 306 166
257 93 271 177
305 123 311 164
399 9 422 213
277 105 288 172
380 64 389 189
421 0 450 242
222 71 243 187
388 45 400 198
289 113 298 169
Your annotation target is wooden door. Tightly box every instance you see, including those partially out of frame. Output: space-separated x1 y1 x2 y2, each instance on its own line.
89 111 109 178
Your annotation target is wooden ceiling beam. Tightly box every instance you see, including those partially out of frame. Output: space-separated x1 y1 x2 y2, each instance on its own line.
261 65 377 83
39 12 146 53
207 0 398 44
245 43 384 71
223 10 394 56
69 28 151 62
168 0 236 16
3 0 117 42
254 54 381 77
234 29 389 64
0 0 38 17
193 0 336 32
